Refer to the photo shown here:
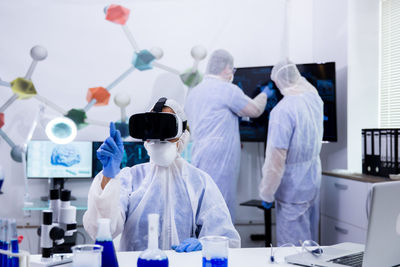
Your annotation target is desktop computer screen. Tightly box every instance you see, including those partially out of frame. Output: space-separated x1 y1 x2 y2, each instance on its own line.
232 62 337 142
92 141 150 177
27 140 93 178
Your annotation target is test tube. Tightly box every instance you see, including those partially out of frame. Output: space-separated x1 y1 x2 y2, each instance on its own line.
1 219 8 267
8 219 18 267
0 218 4 267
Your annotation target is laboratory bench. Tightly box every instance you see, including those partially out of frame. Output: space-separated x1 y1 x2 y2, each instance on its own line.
322 171 392 184
30 245 363 267
320 171 394 245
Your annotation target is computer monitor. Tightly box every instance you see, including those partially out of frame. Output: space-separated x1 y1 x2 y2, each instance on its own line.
27 140 93 178
92 141 150 177
232 62 337 142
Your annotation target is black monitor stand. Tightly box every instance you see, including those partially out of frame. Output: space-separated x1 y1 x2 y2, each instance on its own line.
40 178 77 201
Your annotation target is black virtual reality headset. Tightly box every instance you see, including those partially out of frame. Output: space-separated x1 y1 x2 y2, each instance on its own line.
129 97 187 141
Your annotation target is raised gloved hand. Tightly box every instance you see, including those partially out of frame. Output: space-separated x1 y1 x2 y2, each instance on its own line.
97 122 124 178
262 86 274 98
171 238 202 253
261 201 273 210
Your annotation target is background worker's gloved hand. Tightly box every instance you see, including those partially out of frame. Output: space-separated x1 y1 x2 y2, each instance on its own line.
262 86 275 98
96 122 124 178
171 238 202 253
261 201 273 210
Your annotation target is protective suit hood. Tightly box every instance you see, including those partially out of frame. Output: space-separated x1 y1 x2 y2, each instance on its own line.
271 59 317 96
205 49 235 82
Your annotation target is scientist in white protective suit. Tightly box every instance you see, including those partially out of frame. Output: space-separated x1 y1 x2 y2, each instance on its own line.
185 49 270 220
83 97 240 252
258 59 324 246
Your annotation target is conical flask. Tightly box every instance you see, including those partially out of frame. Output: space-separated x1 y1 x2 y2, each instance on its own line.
137 214 168 267
95 218 119 267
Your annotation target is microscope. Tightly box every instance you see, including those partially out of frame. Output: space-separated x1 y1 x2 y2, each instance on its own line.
40 210 65 259
49 189 77 253
33 189 77 266
32 210 72 267
58 189 77 238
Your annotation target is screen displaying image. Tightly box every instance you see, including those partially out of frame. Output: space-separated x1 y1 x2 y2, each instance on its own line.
27 140 93 178
92 141 150 177
232 62 337 142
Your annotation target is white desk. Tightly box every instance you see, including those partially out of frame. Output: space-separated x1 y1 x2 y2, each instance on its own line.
30 247 301 267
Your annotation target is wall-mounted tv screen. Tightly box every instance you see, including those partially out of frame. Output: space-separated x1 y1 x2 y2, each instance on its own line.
232 62 337 142
27 141 93 178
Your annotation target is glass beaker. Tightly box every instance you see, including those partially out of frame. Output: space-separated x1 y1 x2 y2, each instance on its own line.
71 244 103 267
199 236 229 267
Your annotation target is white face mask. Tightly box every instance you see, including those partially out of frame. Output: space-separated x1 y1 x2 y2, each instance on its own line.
144 141 178 167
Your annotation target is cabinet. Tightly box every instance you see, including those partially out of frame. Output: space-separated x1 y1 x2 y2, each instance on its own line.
320 172 390 245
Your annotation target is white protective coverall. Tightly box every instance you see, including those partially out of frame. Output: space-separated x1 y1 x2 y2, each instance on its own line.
83 100 241 251
185 49 267 220
259 60 324 246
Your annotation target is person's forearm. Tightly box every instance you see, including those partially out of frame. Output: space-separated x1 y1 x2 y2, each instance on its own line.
83 174 125 240
238 93 267 118
101 176 112 190
259 148 287 202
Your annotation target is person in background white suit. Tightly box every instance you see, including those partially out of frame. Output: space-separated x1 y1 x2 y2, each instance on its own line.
185 49 269 220
259 60 324 246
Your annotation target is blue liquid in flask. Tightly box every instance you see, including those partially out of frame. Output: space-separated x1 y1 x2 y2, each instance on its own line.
95 218 119 267
95 239 118 267
137 258 169 267
202 257 228 267
137 214 168 267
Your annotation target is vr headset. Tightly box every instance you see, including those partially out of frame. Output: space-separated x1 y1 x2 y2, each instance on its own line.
129 97 187 141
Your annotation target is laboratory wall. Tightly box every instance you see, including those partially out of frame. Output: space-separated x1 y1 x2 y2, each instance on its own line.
347 0 380 172
313 0 348 171
0 0 350 252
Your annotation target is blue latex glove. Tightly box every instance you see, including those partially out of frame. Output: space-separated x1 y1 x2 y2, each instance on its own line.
97 122 124 178
262 86 274 98
261 201 273 210
171 238 202 253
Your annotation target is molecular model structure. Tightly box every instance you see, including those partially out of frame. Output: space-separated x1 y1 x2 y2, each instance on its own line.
0 3 207 162
74 3 207 136
0 45 68 162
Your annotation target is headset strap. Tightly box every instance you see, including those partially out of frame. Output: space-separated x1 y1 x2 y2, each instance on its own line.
153 97 187 131
153 97 168 112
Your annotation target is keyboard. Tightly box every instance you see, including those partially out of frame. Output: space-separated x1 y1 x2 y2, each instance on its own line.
330 252 364 267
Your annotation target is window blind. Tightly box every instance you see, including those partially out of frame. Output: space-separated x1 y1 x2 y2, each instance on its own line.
380 0 400 127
